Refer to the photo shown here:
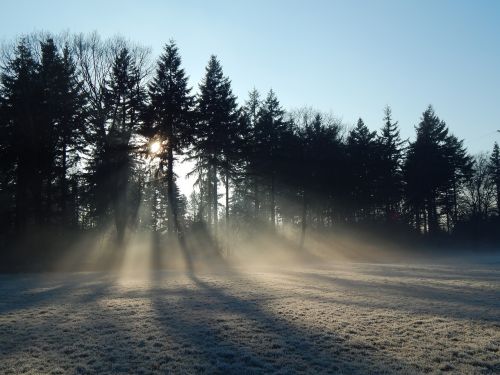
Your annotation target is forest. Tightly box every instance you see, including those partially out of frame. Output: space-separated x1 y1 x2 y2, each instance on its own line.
1 32 499 270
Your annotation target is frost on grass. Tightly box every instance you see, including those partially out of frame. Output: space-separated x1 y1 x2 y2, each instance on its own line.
0 263 499 374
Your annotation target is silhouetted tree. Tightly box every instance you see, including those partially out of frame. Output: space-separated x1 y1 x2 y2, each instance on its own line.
0 39 40 232
145 41 194 235
36 39 86 227
294 111 342 247
377 106 405 221
442 134 472 230
346 118 379 221
192 56 238 232
74 32 116 228
489 142 500 214
56 44 87 227
404 106 470 234
463 153 495 219
253 89 289 228
243 88 262 219
101 47 146 243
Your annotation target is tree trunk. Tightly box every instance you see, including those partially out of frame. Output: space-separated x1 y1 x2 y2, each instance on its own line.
299 190 307 250
114 191 127 246
270 172 276 228
452 179 458 223
225 173 229 225
61 143 68 225
213 164 218 233
207 166 212 226
496 184 500 214
166 144 176 234
254 179 259 220
415 207 421 233
15 166 27 233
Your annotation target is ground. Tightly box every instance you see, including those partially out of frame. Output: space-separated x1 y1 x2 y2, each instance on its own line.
0 263 499 374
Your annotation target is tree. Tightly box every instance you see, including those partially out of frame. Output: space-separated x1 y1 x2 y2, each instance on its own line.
294 111 342 247
192 55 238 232
146 41 194 235
403 106 470 234
0 38 40 232
442 134 472 229
242 88 262 219
377 106 405 221
56 44 87 226
37 39 86 227
253 89 289 228
463 153 495 219
74 32 117 228
489 142 500 214
101 47 146 244
346 118 379 221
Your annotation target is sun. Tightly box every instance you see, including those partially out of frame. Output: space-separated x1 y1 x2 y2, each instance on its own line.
149 141 161 155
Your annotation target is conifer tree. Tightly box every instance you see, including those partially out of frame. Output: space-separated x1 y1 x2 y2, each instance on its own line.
146 41 193 234
243 88 262 219
404 106 470 234
57 44 87 227
102 47 146 243
192 56 238 231
377 106 405 221
489 142 500 213
346 118 379 221
0 39 40 232
254 89 288 227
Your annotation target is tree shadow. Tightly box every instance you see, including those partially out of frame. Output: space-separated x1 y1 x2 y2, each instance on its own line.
281 269 500 321
145 261 413 373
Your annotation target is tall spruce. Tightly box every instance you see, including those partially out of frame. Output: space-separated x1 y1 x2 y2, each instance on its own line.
0 39 40 232
489 142 500 213
243 88 262 219
38 39 86 227
102 47 146 244
57 44 86 227
404 106 470 234
346 118 379 221
192 55 238 231
146 41 193 234
377 106 404 221
254 89 288 228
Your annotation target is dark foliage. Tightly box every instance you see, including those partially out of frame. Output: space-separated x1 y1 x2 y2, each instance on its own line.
1 32 499 266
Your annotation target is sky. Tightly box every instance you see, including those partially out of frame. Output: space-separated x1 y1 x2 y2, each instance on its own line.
1 0 500 193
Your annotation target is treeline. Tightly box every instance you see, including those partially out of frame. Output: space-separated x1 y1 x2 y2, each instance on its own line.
1 32 500 253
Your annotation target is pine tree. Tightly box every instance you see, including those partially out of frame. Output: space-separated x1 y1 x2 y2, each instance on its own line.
243 88 262 219
192 55 238 232
346 118 379 221
57 44 87 227
146 41 194 235
37 38 86 227
38 38 62 223
296 113 329 247
254 89 288 228
377 106 404 221
489 142 500 214
101 47 146 244
0 39 40 232
443 134 472 229
404 106 470 234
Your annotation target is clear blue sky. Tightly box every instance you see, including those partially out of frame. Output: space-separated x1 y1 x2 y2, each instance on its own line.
1 0 500 153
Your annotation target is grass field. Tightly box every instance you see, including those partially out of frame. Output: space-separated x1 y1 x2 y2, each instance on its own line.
0 262 499 374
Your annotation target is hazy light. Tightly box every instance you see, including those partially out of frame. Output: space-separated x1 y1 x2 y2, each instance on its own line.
149 141 161 155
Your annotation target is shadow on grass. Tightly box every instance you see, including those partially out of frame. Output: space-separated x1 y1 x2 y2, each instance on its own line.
281 269 500 321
